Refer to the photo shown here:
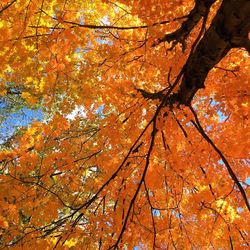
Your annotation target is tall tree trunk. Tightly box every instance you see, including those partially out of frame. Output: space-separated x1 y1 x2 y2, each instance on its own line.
177 0 250 105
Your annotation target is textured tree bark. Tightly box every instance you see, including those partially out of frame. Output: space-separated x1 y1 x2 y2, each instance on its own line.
177 0 250 105
153 0 217 47
140 0 249 105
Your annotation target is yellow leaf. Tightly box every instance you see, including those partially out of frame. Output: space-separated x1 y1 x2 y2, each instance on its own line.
0 89 7 96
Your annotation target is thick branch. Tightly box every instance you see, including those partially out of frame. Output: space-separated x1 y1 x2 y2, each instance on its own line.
143 0 249 105
177 0 250 105
137 88 165 100
190 106 250 212
153 0 217 47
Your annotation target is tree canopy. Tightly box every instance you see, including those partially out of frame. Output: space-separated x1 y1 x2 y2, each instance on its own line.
0 0 249 249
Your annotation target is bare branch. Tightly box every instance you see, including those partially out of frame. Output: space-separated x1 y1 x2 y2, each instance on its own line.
189 106 250 212
153 0 217 47
0 0 17 15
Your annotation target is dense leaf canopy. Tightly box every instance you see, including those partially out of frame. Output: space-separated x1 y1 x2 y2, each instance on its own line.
0 0 249 249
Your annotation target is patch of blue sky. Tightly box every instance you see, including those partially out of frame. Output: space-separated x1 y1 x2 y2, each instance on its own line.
209 99 229 122
0 100 7 109
193 97 228 123
134 243 146 250
152 209 160 217
96 38 113 45
245 177 250 185
215 159 249 193
75 47 81 54
79 15 84 25
218 159 223 165
240 181 247 189
206 125 212 131
96 104 105 118
192 96 207 110
210 99 218 106
0 108 43 144
75 41 92 55
212 159 227 169
237 207 244 213
66 105 86 120
172 210 182 219
217 110 227 123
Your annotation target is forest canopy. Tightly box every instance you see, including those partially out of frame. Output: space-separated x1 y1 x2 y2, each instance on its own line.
0 0 249 249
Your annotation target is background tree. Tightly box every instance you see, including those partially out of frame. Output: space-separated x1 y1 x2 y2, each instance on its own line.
0 0 249 249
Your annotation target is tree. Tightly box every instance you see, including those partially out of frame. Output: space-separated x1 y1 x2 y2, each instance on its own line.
0 0 249 249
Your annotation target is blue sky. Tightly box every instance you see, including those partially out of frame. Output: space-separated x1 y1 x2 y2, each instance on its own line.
0 106 43 144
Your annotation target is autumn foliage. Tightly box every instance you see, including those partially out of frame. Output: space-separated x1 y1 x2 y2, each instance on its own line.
0 0 249 249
